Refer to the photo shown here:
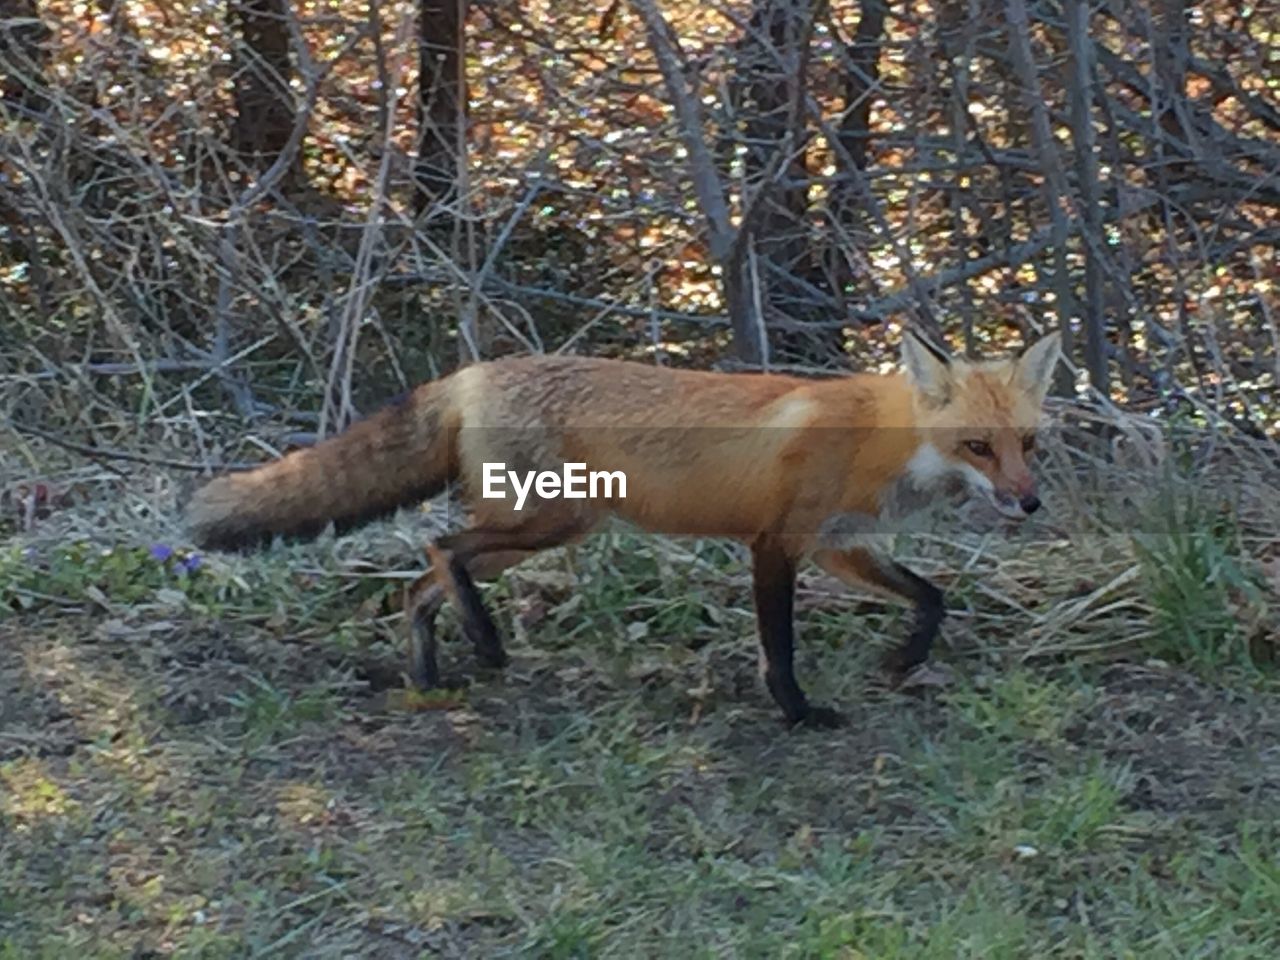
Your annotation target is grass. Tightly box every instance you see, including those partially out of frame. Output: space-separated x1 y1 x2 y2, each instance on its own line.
2 461 1279 957
1132 483 1270 672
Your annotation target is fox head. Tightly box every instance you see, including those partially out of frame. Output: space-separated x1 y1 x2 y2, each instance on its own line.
902 330 1063 520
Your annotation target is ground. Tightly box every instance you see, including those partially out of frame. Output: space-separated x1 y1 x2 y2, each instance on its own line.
2 461 1278 958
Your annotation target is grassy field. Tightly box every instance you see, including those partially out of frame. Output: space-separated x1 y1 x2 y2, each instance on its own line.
2 442 1278 958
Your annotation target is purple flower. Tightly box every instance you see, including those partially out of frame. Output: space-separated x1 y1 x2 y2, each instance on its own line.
181 553 202 573
149 543 174 562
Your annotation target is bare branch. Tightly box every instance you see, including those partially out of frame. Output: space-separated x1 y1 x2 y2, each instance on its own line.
628 0 768 363
628 0 735 263
1066 0 1109 392
1004 0 1080 391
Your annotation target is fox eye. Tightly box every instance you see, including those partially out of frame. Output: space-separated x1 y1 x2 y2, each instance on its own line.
1022 434 1036 453
963 439 994 458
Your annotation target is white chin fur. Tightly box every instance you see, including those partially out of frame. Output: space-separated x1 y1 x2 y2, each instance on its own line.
905 444 1030 521
959 463 1028 520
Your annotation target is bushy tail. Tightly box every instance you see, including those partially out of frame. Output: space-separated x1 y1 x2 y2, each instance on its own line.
186 382 455 550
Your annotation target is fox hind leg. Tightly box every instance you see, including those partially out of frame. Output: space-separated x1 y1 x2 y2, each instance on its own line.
408 513 595 687
405 576 447 688
426 544 510 669
406 549 538 688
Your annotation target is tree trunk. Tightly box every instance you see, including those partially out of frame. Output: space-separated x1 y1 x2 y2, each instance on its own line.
838 0 887 173
1066 0 1109 394
416 0 467 210
229 0 299 178
1151 0 1192 164
733 0 823 361
1004 0 1079 396
823 0 888 330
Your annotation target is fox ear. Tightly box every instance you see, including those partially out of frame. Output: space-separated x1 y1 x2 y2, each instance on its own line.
1016 331 1063 402
901 330 953 405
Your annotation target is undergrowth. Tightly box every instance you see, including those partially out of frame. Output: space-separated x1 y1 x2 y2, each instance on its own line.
1132 482 1271 672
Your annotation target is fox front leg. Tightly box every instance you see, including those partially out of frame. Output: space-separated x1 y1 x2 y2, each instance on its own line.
811 546 946 675
751 537 847 729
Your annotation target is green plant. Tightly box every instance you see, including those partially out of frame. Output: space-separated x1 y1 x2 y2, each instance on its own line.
0 541 218 612
1132 485 1268 672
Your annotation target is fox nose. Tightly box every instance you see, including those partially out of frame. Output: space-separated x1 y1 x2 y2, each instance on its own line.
1019 494 1041 515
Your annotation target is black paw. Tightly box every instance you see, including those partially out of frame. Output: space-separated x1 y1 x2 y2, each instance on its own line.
794 705 847 729
475 649 510 670
407 672 469 692
357 661 409 693
881 647 925 676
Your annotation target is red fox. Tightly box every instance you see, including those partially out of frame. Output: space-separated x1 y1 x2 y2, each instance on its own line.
187 331 1062 728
